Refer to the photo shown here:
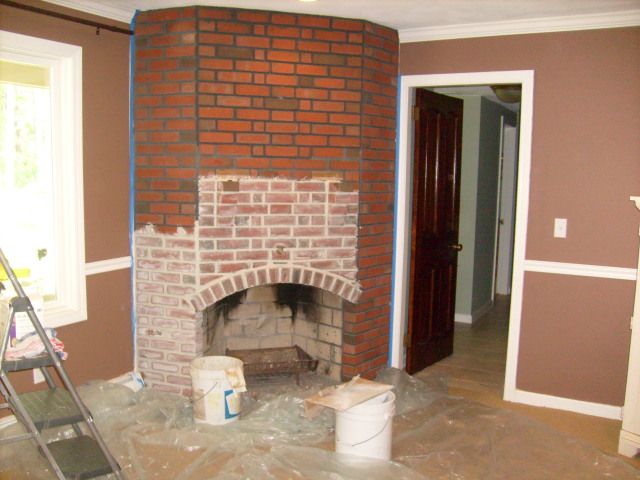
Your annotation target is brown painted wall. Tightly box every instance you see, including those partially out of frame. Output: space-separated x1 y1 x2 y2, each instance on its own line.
519 272 634 405
1 0 133 391
400 28 640 405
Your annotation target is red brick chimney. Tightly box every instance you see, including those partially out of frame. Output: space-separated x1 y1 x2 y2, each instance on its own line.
133 6 398 393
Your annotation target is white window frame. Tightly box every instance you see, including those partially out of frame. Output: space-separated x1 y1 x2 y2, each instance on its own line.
1 30 86 327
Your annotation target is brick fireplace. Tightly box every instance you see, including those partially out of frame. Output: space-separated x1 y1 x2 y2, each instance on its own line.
133 6 398 394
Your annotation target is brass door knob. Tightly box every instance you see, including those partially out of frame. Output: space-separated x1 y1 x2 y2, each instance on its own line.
450 243 463 251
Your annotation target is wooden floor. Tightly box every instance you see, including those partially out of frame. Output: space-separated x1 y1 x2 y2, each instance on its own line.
417 295 640 469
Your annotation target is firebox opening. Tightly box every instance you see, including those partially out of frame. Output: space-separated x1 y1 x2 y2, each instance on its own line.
275 284 317 321
209 290 246 323
203 284 343 380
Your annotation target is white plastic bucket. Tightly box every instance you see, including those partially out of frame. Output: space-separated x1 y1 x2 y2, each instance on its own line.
191 356 246 425
335 391 395 460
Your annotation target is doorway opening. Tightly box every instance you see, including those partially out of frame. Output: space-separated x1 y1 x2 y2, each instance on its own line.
427 85 520 322
391 71 534 403
404 85 519 376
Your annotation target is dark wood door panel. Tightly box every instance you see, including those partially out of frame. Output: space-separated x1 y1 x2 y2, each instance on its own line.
407 88 463 374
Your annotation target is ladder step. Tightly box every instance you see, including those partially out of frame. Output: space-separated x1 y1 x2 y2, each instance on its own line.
19 388 84 430
3 352 55 372
47 435 116 479
1 249 121 479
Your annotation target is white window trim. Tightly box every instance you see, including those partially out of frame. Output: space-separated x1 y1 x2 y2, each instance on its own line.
1 30 86 327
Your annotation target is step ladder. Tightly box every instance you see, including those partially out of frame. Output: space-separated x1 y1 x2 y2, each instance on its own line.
0 248 124 479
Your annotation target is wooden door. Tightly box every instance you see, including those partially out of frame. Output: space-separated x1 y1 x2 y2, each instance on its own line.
406 89 463 374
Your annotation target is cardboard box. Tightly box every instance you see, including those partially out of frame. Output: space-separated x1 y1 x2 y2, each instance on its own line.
7 295 44 346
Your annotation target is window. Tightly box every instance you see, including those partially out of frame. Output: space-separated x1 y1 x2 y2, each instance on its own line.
0 30 86 327
1 61 55 300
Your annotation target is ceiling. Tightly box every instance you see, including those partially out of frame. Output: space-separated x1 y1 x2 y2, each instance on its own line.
40 0 637 107
46 0 640 41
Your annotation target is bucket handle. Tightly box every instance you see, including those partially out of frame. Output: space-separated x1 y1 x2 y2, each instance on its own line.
191 380 221 404
341 413 393 447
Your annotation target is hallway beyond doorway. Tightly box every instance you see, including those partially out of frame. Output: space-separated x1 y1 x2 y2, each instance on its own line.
422 294 510 395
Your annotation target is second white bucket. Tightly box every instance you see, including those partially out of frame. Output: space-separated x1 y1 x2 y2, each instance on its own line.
335 391 395 460
191 355 246 426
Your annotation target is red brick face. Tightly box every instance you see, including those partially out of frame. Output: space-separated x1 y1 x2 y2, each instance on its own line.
134 6 397 379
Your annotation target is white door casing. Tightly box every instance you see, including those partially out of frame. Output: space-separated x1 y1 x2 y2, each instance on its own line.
390 70 535 405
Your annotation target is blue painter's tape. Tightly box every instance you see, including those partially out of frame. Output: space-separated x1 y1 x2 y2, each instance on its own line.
129 12 138 355
388 74 402 367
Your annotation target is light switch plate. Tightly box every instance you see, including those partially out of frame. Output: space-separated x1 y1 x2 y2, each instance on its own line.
554 218 567 238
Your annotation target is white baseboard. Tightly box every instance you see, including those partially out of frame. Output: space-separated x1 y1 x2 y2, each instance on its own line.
455 300 494 325
473 301 493 323
619 430 640 457
0 414 17 430
504 388 622 420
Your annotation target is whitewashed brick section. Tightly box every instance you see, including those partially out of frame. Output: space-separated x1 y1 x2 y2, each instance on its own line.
189 265 361 311
134 226 201 395
134 175 359 392
198 176 358 283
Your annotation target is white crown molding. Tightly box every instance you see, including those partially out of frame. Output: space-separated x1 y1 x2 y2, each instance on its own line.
524 260 637 281
40 2 640 40
85 256 132 276
43 0 135 23
399 10 640 43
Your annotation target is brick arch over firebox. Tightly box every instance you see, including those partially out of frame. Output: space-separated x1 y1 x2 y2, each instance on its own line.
186 264 361 312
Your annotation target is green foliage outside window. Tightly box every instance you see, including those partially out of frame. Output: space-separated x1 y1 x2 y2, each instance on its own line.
0 76 55 299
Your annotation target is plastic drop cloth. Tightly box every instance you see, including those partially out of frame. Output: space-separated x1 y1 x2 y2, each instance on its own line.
1 369 639 479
